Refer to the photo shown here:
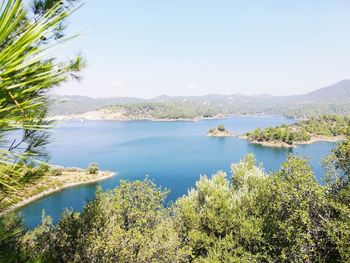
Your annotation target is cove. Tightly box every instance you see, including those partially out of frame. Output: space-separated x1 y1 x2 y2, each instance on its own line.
17 116 337 229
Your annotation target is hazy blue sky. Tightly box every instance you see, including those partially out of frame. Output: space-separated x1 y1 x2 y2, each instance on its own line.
55 1 350 98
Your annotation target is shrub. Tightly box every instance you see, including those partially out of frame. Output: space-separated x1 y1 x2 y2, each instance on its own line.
87 163 99 175
217 124 225 131
50 168 63 177
65 167 84 172
18 152 350 262
21 180 189 262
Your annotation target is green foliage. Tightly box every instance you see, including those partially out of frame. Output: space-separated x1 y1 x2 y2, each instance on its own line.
0 213 26 262
0 0 84 259
49 86 350 118
322 146 350 262
17 151 350 262
21 179 190 262
175 155 268 262
217 124 225 131
0 0 84 211
246 114 349 145
263 156 337 261
103 102 220 120
333 139 350 177
299 115 350 136
50 167 63 176
87 163 99 175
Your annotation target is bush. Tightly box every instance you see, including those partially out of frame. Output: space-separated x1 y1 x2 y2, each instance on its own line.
217 124 225 131
87 163 99 175
50 168 63 177
18 153 350 262
21 180 189 262
0 213 25 262
65 167 84 172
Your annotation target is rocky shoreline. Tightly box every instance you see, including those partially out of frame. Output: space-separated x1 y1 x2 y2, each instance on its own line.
207 130 236 137
2 168 117 214
241 135 346 148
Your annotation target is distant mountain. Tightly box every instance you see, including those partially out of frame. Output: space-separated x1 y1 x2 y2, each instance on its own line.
301 80 350 102
49 80 350 118
49 95 143 115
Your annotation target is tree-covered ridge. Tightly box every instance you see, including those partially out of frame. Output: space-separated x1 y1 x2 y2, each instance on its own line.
298 115 350 136
49 80 350 118
102 102 221 120
246 115 350 145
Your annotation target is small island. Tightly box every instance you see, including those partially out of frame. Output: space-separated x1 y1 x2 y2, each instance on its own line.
2 163 116 213
243 115 349 147
207 125 235 137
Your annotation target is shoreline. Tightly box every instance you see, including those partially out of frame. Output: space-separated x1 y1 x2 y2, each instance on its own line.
3 170 117 214
296 135 346 145
207 131 238 137
48 113 227 122
240 135 345 148
48 113 294 122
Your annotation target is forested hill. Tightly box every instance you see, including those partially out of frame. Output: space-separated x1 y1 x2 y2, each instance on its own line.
49 80 350 118
302 79 350 101
245 115 350 146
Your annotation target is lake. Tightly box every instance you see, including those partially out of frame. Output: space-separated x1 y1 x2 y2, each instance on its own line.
17 116 337 229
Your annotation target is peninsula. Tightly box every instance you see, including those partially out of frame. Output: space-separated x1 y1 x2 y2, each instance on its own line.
50 102 224 121
243 115 349 147
2 165 116 213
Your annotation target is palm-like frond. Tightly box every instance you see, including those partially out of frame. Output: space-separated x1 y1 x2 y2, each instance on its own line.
0 0 85 211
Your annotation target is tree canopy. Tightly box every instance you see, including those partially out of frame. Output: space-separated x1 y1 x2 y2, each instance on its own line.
15 147 350 262
246 115 349 145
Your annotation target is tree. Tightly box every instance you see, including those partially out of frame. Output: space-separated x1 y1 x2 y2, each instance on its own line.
174 155 269 262
87 162 99 174
323 133 350 261
21 179 190 262
217 125 225 132
0 213 26 262
0 0 84 261
262 156 338 261
0 0 85 211
10 153 350 262
333 138 350 178
323 126 350 192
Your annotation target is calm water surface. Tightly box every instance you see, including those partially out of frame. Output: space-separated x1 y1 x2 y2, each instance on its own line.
17 117 337 228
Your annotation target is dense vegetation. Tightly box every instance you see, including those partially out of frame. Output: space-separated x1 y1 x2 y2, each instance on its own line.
1 1 350 262
298 115 350 136
0 0 84 261
0 0 84 211
276 103 350 119
105 102 220 120
50 97 350 120
246 115 350 145
49 80 350 118
2 134 349 262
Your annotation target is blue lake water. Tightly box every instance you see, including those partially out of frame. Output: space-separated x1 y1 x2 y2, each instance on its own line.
17 117 337 229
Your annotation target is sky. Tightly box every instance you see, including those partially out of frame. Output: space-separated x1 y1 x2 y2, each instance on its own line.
55 0 350 98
